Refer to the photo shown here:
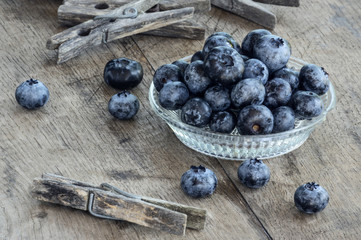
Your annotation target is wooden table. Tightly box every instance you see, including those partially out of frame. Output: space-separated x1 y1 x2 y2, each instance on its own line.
0 0 360 239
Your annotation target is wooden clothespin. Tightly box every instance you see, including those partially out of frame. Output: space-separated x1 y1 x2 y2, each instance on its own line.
47 0 197 64
211 0 300 29
31 173 207 236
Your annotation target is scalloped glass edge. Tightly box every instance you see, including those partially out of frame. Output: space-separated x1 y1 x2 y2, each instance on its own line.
148 56 336 160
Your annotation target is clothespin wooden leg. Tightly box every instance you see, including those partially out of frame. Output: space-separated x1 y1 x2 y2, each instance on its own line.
31 173 207 235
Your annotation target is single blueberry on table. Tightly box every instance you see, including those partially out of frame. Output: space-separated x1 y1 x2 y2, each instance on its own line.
272 106 295 133
243 58 269 84
204 46 245 87
171 60 189 76
237 159 270 189
180 165 218 198
158 81 189 110
183 60 212 95
103 57 143 90
231 78 265 109
15 78 49 109
253 34 291 73
108 91 139 120
272 67 299 91
237 105 274 135
181 98 212 127
299 64 329 95
209 111 236 133
204 85 231 112
294 182 329 214
264 78 292 109
191 51 204 62
153 64 183 91
290 91 324 118
202 35 235 58
241 29 271 57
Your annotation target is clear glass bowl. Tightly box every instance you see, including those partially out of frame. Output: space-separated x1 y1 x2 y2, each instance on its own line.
149 57 336 160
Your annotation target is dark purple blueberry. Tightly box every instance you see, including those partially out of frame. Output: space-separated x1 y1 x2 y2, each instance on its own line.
15 78 49 109
153 64 183 91
272 67 299 91
272 106 295 133
108 91 139 120
158 82 189 110
237 105 274 135
202 35 235 58
253 35 291 73
204 46 245 87
294 182 329 214
183 60 212 95
181 98 212 127
299 64 329 95
291 91 324 118
231 78 265 109
241 29 271 57
191 51 204 62
172 60 189 76
204 85 231 111
180 165 218 198
104 57 143 90
209 111 236 133
243 59 269 84
264 78 292 109
237 159 270 189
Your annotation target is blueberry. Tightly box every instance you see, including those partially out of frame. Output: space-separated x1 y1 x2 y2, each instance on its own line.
264 78 292 109
294 182 329 214
180 165 218 198
202 35 235 58
15 78 49 109
241 29 271 57
158 82 189 110
243 59 269 84
272 106 295 133
183 60 212 95
237 159 270 189
231 78 265 109
253 35 291 73
191 51 204 62
172 60 189 76
204 85 231 111
237 105 274 135
272 67 299 91
290 91 324 118
153 64 183 91
108 91 139 120
103 57 143 90
299 64 329 95
204 46 245 87
209 111 236 133
205 32 242 55
181 98 212 127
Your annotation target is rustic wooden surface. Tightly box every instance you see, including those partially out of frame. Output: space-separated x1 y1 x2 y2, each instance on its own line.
0 0 360 239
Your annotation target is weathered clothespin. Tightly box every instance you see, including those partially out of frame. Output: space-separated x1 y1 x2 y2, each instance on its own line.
31 173 207 236
211 0 300 29
47 0 199 63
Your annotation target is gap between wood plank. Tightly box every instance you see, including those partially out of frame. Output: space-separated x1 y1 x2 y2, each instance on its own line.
217 159 273 240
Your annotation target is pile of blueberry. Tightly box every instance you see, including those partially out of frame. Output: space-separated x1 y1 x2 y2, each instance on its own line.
154 30 330 135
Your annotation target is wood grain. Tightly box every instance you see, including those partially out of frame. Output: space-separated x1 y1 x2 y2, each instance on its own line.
1 0 361 239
